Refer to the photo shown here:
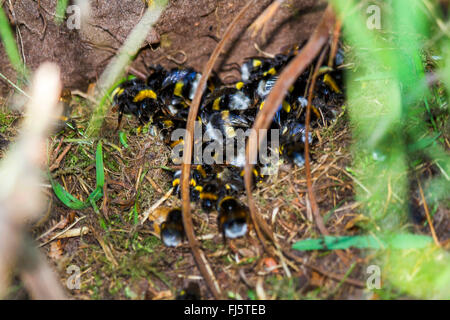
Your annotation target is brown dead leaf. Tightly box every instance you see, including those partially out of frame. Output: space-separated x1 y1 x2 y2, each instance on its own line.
238 248 255 258
87 83 96 97
310 271 325 287
55 215 70 230
48 240 63 260
263 257 279 274
152 290 173 300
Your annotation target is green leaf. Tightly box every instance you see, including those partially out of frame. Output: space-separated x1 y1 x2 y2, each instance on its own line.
119 131 129 148
292 234 433 251
49 176 89 210
55 0 69 25
96 142 105 188
0 7 27 77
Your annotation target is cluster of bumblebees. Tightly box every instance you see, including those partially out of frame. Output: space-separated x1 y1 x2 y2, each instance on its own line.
112 44 344 247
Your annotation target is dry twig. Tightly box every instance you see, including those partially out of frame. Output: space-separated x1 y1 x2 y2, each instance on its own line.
244 4 336 246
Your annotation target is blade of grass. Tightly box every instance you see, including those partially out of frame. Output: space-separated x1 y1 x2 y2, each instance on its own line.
55 0 69 25
0 6 28 78
119 131 129 148
95 141 104 188
292 234 433 251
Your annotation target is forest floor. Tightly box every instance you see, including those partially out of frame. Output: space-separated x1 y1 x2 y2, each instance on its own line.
0 0 448 300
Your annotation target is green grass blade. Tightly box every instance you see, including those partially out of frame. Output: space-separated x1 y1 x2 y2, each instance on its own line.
95 142 105 188
0 6 27 77
55 0 69 25
49 174 89 210
119 131 129 148
292 234 433 251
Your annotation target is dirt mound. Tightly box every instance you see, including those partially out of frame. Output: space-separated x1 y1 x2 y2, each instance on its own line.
0 0 326 94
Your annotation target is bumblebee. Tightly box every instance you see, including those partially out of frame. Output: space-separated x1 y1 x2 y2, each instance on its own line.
202 85 255 113
176 282 201 300
217 196 249 240
112 78 161 127
160 208 185 247
199 181 221 213
159 67 205 103
280 120 312 145
172 170 203 201
145 64 167 90
240 53 290 83
161 96 190 120
240 57 267 83
279 141 307 167
239 166 264 185
202 110 253 142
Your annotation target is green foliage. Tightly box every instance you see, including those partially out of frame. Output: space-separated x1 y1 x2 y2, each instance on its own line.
55 0 69 24
331 0 450 299
292 234 433 251
0 6 28 78
119 131 129 148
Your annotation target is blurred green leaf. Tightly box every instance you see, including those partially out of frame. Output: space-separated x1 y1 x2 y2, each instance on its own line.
0 6 27 77
119 131 129 148
55 0 69 25
292 234 433 251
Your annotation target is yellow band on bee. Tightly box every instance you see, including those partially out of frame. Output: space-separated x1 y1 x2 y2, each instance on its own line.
163 119 174 127
311 105 321 119
172 178 180 187
200 192 218 201
218 195 235 206
323 74 342 94
235 81 244 90
212 97 221 111
112 87 124 99
282 100 291 113
174 82 184 97
253 59 262 67
133 89 157 102
170 139 184 148
196 165 207 178
263 67 276 76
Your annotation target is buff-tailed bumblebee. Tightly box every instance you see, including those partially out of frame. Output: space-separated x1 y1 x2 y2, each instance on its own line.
217 196 249 240
160 208 184 247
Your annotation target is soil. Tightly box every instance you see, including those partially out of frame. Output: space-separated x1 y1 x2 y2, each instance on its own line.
0 0 326 94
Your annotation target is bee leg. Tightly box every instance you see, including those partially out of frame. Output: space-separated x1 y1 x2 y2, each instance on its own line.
222 230 227 246
116 110 123 132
